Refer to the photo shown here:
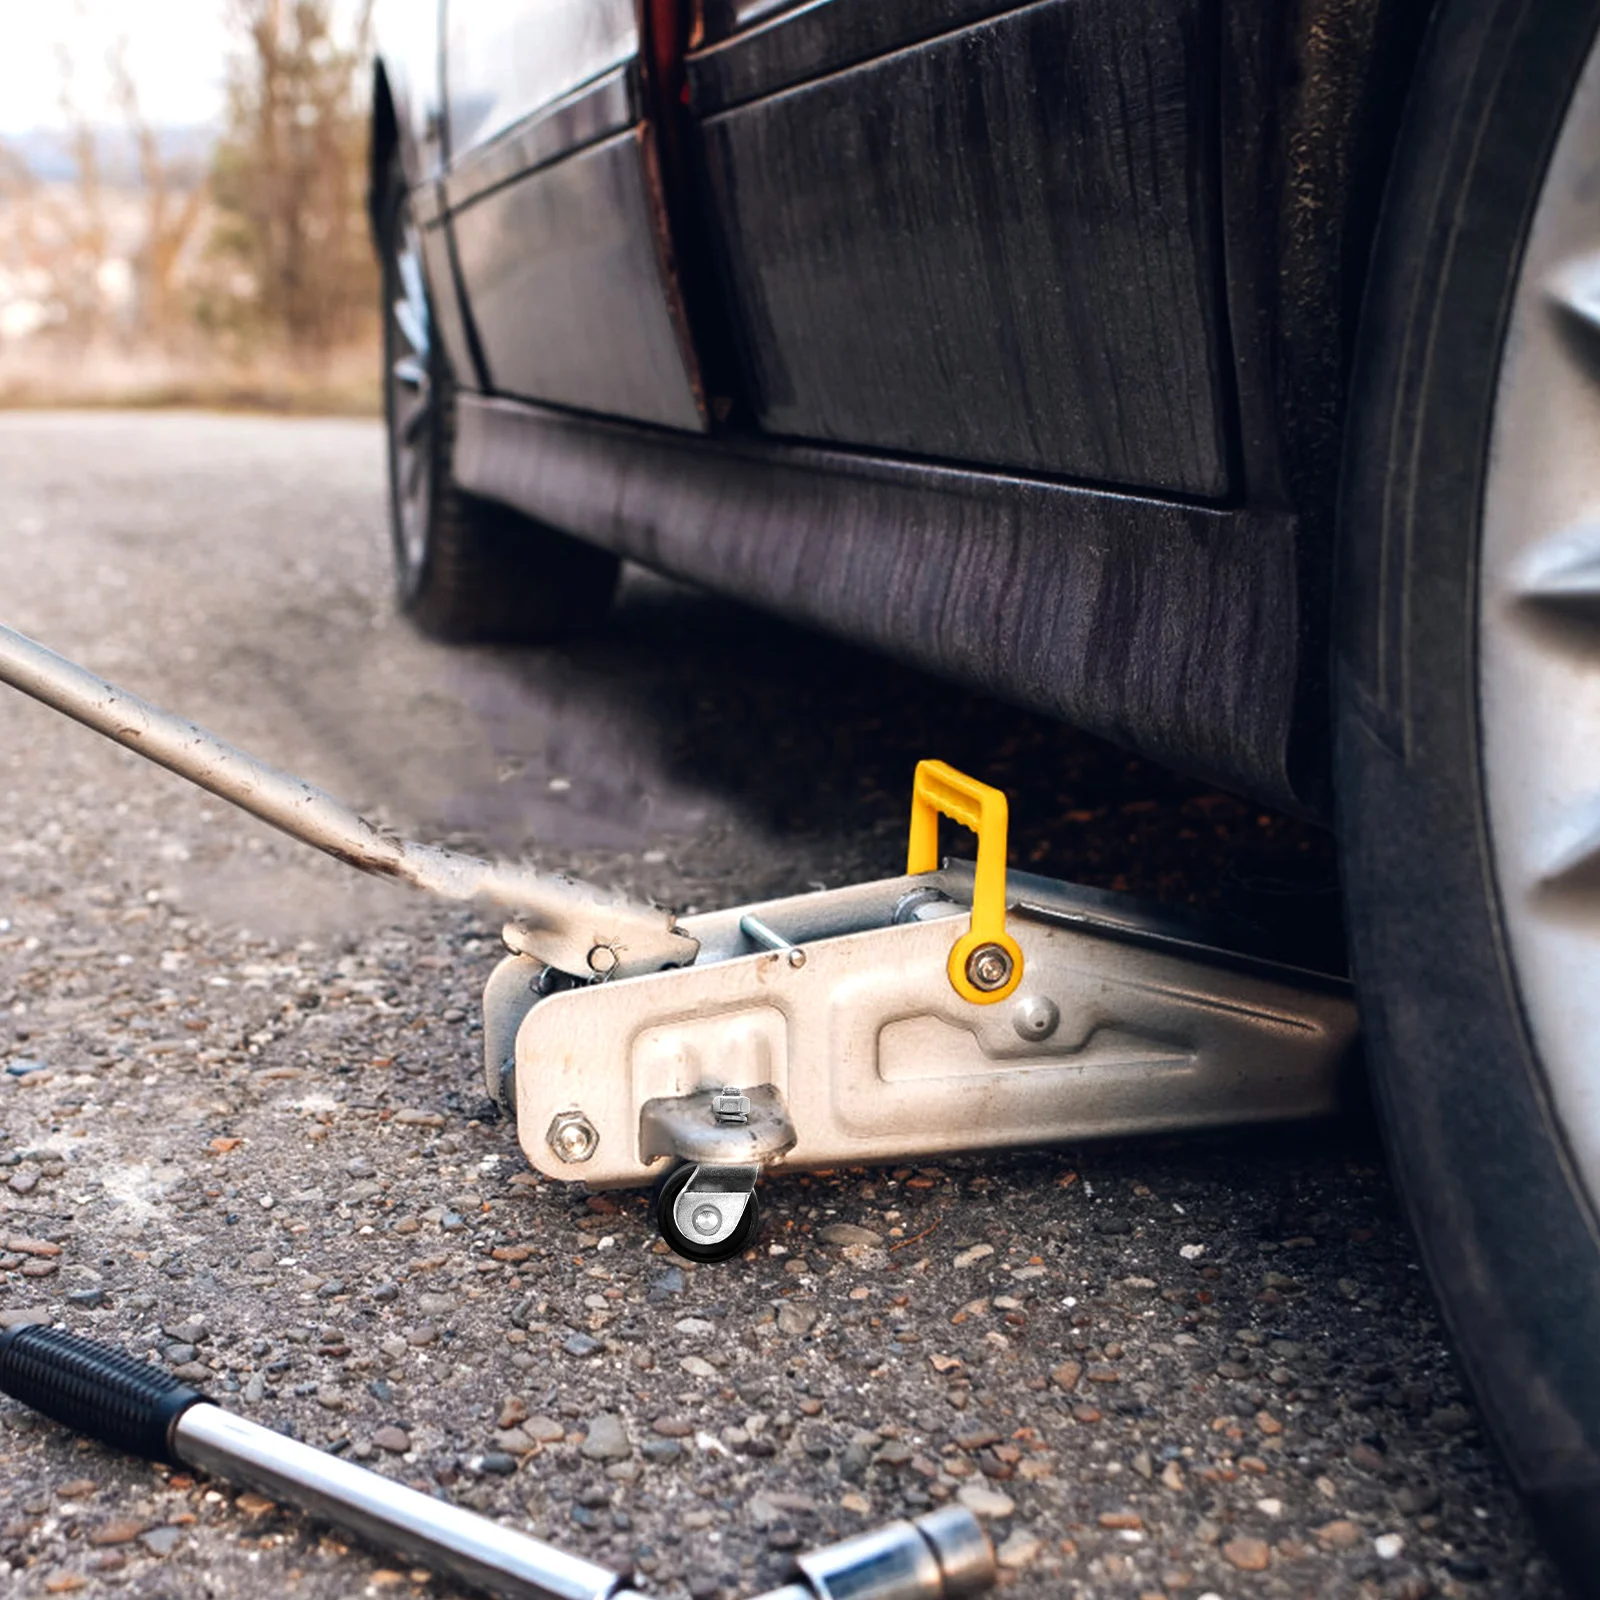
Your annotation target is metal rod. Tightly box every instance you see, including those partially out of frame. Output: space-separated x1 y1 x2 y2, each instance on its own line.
739 912 794 951
0 621 696 979
0 1325 995 1600
174 1404 634 1600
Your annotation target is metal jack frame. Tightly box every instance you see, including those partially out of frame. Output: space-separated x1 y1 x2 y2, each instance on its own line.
0 622 1359 1261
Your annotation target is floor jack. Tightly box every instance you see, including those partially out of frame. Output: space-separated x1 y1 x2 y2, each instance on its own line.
0 621 1357 1261
0 620 1357 1597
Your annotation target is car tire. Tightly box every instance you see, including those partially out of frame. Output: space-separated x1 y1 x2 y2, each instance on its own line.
378 160 619 643
1336 0 1600 1587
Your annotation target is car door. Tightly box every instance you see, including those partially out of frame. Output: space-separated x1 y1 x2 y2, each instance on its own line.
439 0 706 433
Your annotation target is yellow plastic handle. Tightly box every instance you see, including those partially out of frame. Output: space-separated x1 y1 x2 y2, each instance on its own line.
907 759 1023 1004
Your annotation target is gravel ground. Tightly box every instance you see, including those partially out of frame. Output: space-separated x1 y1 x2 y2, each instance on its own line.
0 413 1561 1599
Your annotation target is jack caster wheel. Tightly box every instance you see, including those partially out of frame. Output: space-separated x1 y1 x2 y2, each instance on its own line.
655 1163 760 1264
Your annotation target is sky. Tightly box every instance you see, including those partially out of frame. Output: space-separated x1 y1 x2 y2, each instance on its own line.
0 0 231 134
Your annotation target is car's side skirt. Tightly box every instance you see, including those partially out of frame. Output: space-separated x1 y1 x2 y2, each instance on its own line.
453 393 1309 814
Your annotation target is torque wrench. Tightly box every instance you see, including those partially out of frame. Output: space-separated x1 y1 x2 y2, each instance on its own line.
0 1325 995 1600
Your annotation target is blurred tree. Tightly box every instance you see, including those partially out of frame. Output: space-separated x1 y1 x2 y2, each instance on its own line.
206 0 376 350
109 41 207 341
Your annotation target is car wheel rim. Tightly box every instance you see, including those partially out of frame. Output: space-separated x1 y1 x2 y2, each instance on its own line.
1480 31 1600 1214
387 208 433 582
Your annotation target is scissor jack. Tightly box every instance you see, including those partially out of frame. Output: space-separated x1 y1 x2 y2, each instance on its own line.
0 622 1357 1262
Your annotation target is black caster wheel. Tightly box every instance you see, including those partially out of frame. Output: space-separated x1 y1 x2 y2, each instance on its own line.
655 1163 760 1263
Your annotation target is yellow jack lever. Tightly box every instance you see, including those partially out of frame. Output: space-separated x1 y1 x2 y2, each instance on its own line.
907 759 1024 1003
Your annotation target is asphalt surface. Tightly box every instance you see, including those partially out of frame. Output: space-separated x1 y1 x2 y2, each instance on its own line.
0 412 1562 1599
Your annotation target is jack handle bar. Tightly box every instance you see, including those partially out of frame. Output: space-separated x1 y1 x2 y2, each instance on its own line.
0 621 696 980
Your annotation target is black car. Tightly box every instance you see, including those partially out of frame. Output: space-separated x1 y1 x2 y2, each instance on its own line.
368 1 1600 1582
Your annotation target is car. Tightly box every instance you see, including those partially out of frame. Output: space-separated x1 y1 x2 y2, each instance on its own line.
367 0 1600 1584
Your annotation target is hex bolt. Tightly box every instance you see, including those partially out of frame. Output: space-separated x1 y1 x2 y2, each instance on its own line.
1013 995 1060 1041
965 942 1015 993
546 1110 599 1164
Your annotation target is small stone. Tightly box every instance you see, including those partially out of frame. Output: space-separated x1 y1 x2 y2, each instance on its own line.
139 1527 181 1556
0 1306 51 1330
406 1324 438 1347
1160 1460 1186 1492
1316 1520 1364 1550
953 1244 994 1268
43 1576 87 1594
9 1169 40 1194
1374 1533 1405 1560
580 1414 632 1462
818 1224 883 1248
564 1334 602 1358
1221 1536 1271 1571
653 1415 693 1437
524 1416 566 1443
88 1519 148 1546
1050 1361 1081 1392
1395 1483 1441 1516
956 1483 1014 1520
477 1452 518 1476
4 1234 61 1257
372 1427 411 1454
777 1302 818 1337
1098 1511 1142 1530
58 1480 97 1500
996 1530 1042 1569
641 1437 681 1463
681 1355 718 1379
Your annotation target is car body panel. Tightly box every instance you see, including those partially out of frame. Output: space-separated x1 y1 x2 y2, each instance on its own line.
451 127 705 430
369 0 1433 814
697 0 1230 493
444 0 638 157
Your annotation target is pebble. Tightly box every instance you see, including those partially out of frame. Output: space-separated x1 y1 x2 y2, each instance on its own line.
817 1224 883 1248
372 1427 411 1454
996 1530 1042 1570
953 1244 994 1268
88 1519 148 1546
580 1414 632 1462
1050 1360 1081 1392
956 1484 1014 1520
1316 1520 1364 1550
139 1527 181 1556
564 1334 602 1358
1221 1536 1271 1571
777 1302 818 1336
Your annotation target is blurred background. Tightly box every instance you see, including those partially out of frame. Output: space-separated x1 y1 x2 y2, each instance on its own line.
0 0 377 413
